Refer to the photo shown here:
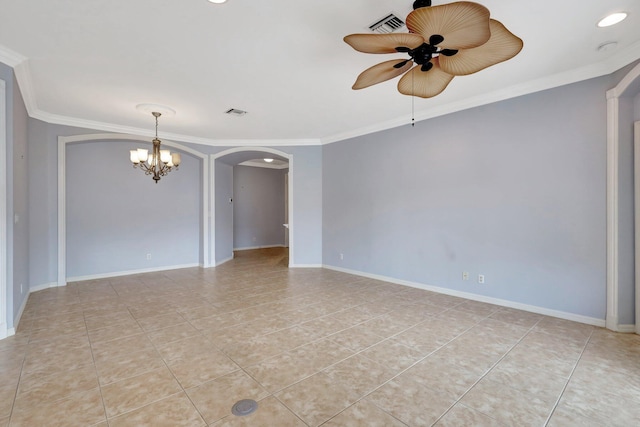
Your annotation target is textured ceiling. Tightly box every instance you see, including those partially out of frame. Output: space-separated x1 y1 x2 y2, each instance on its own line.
0 0 639 145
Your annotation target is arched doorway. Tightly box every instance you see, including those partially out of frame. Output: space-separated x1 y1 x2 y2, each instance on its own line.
211 147 293 267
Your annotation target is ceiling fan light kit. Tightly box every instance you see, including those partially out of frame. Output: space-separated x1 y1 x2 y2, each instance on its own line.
344 0 523 98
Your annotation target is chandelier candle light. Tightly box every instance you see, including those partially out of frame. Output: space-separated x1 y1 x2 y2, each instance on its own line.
130 111 181 183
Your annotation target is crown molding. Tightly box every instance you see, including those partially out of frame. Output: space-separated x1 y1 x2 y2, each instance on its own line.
0 44 26 67
321 42 640 145
29 109 321 147
3 40 640 147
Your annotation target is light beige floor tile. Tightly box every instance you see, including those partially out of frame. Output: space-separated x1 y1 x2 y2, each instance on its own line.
91 333 155 361
323 400 407 426
366 373 456 426
498 344 576 377
10 387 106 427
405 358 482 398
136 312 187 332
435 404 505 426
323 354 395 397
558 383 640 425
108 392 206 427
156 335 218 362
488 307 542 328
94 348 166 385
0 416 8 427
16 363 99 404
145 322 201 346
460 378 555 426
186 370 269 424
87 318 144 344
276 372 360 427
101 366 182 418
0 383 16 419
547 406 612 427
327 323 386 352
21 346 94 377
166 350 240 389
85 312 136 331
359 339 423 374
245 351 317 392
210 396 305 427
485 360 568 402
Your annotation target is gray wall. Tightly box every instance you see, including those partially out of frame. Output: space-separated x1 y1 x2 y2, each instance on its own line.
65 139 201 278
233 165 285 250
323 76 612 320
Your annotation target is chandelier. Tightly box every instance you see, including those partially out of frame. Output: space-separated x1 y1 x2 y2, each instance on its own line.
129 111 181 183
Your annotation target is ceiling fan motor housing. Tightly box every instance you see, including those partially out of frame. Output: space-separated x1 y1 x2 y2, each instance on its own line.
413 0 432 10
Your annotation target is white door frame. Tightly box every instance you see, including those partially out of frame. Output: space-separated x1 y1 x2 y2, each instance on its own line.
606 61 640 332
0 79 7 339
211 147 294 267
57 134 211 286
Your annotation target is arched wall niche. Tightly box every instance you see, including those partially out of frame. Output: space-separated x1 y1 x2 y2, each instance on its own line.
57 133 210 285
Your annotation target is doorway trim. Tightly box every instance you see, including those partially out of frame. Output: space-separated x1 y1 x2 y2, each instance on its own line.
57 133 210 286
0 79 7 338
606 61 640 332
211 147 294 267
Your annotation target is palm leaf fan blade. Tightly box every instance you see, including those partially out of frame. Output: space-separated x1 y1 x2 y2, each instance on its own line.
439 19 523 76
397 58 454 98
406 1 491 49
353 60 414 89
344 33 424 54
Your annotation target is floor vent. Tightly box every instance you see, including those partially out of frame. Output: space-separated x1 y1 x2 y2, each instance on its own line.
369 13 405 33
225 108 248 116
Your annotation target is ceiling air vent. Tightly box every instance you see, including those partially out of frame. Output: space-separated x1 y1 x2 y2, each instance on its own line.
225 108 247 116
369 13 405 34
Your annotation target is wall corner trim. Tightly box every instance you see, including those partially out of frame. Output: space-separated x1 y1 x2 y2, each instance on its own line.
605 61 640 332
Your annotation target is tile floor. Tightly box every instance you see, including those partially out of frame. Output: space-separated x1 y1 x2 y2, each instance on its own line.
1 248 639 426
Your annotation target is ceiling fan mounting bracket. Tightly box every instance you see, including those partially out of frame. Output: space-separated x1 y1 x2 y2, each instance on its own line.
413 0 432 10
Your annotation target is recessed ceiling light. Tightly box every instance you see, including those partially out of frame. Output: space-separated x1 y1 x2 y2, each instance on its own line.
208 0 227 3
264 158 274 163
597 12 628 27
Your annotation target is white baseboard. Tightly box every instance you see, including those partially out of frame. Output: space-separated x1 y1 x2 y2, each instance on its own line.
0 322 7 340
234 245 286 251
215 256 234 267
323 264 606 328
67 263 200 282
616 324 637 333
12 291 29 334
290 264 323 268
30 282 58 292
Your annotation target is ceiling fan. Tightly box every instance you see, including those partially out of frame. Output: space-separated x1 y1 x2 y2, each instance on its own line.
344 0 523 98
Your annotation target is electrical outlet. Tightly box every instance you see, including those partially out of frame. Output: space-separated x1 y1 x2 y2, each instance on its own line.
478 274 485 284
462 272 469 280
340 253 344 260
146 253 152 260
